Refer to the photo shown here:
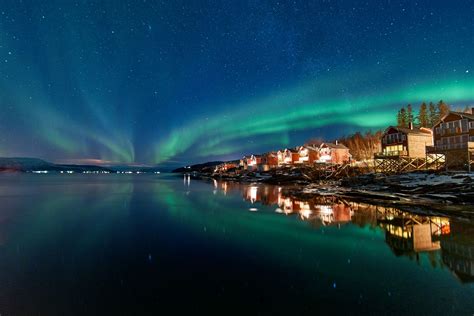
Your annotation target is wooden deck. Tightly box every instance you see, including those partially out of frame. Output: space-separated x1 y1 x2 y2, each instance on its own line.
426 142 474 172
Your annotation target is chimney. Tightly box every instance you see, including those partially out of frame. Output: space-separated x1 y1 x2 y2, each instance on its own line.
335 140 338 145
408 122 414 130
471 107 474 115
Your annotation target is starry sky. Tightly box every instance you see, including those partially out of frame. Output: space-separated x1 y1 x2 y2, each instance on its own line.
0 0 473 167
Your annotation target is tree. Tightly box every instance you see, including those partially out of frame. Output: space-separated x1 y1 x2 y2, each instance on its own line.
338 130 383 161
437 100 450 119
428 102 437 127
397 107 408 128
407 104 414 125
418 102 428 127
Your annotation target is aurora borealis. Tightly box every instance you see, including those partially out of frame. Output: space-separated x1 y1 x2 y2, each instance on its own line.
0 1 473 167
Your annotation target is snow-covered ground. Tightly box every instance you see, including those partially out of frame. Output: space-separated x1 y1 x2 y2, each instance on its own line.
387 172 474 188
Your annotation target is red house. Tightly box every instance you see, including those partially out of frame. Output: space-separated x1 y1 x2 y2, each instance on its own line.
318 142 351 164
261 152 279 170
296 145 319 164
277 148 299 165
246 155 262 171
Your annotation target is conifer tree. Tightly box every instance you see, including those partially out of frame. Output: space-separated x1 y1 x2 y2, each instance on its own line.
437 100 450 119
398 107 407 128
397 109 403 127
428 102 437 127
407 104 414 125
418 102 428 127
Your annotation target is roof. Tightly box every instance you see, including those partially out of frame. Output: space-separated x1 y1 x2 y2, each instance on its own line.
385 126 432 135
432 110 474 127
445 111 474 120
264 151 278 157
299 145 319 152
321 142 349 150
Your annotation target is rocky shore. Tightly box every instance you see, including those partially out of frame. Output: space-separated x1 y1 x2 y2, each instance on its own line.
294 172 474 217
177 166 474 215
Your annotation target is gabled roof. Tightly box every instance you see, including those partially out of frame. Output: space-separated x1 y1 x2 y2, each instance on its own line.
299 145 319 152
320 142 349 150
264 151 278 157
432 110 474 127
385 126 432 135
444 111 474 121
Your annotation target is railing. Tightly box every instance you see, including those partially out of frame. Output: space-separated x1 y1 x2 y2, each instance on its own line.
435 143 468 150
437 127 468 136
375 150 408 158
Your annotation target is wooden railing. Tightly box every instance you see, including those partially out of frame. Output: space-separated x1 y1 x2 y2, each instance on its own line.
374 150 408 158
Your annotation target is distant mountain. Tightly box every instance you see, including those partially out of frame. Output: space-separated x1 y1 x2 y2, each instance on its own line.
0 157 53 172
172 161 224 173
0 157 113 173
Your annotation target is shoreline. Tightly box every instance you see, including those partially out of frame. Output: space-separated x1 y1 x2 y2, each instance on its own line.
178 168 474 216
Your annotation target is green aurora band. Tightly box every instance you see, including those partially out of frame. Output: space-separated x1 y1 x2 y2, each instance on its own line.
153 78 474 163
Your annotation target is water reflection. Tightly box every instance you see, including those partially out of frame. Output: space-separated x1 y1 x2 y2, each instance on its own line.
0 174 473 314
441 221 474 283
212 179 474 283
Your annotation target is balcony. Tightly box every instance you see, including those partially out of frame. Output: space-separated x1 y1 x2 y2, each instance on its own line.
435 142 474 151
375 150 408 158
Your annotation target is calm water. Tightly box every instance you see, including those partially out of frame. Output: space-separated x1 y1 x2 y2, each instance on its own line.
0 174 473 315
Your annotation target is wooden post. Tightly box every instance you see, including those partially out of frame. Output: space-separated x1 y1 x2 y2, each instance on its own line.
469 149 472 173
445 150 448 172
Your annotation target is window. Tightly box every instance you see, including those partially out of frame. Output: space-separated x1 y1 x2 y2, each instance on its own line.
462 119 469 132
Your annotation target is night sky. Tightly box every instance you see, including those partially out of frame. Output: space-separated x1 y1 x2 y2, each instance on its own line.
0 1 473 167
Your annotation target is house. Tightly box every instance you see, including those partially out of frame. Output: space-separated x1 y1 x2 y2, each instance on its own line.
318 142 351 164
277 148 299 165
432 110 474 170
433 110 474 149
261 152 279 171
296 145 319 164
433 110 474 150
246 155 262 171
239 157 248 170
215 162 238 173
379 123 433 158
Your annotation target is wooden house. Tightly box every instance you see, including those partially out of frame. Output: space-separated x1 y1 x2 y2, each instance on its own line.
379 123 433 158
261 152 279 171
219 162 237 172
432 110 474 170
296 145 319 164
240 157 248 170
318 142 351 164
246 155 262 171
278 148 299 165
